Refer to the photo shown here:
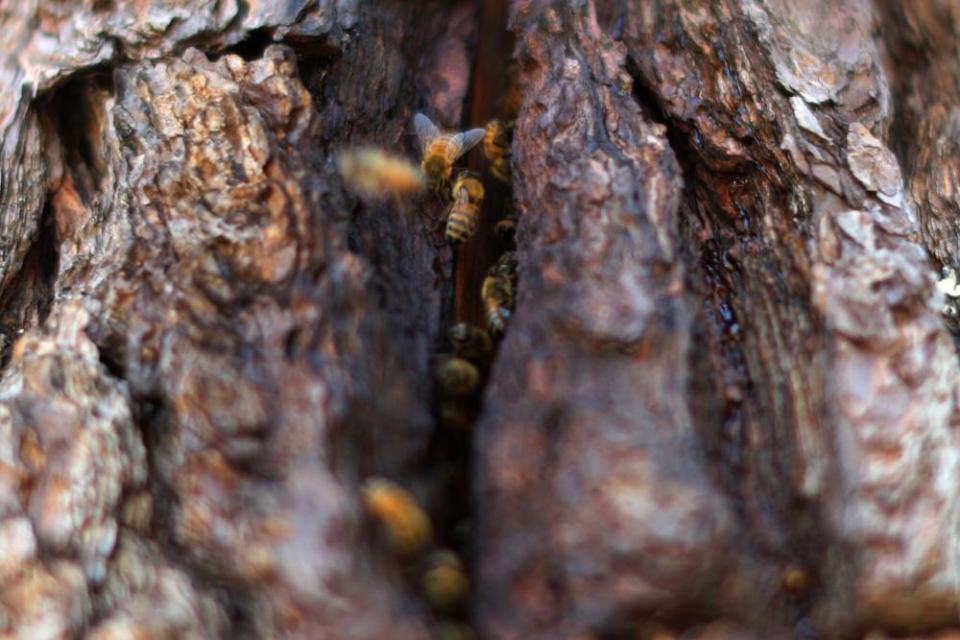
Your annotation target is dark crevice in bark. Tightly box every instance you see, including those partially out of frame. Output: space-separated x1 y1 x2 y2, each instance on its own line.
626 51 748 509
0 72 117 368
218 27 342 65
0 203 59 369
620 58 747 495
621 16 832 635
624 50 755 533
219 27 276 61
873 1 935 185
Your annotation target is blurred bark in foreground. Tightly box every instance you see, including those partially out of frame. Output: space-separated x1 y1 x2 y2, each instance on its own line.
0 1 959 639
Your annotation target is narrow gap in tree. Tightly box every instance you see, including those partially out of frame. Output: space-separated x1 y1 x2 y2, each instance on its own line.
421 0 517 630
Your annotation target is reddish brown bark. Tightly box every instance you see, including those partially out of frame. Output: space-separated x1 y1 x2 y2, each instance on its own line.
0 1 960 639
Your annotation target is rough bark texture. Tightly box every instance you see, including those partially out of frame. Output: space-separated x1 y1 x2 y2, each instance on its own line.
2 1 960 639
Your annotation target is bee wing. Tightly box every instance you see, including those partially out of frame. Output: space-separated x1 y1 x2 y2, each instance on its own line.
414 113 440 152
450 128 486 160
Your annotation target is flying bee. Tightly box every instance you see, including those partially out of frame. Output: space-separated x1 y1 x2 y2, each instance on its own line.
446 172 484 244
448 322 493 361
360 477 433 556
434 357 480 397
414 113 485 190
483 119 513 184
421 549 469 611
494 215 517 248
482 252 517 334
336 146 425 199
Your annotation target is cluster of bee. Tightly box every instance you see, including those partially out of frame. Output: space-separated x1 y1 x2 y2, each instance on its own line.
414 112 515 248
413 112 519 341
360 477 471 634
337 111 514 245
343 85 519 640
433 322 492 431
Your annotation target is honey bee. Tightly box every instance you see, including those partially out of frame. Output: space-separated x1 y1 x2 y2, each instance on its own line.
414 113 485 189
434 357 480 397
421 549 469 611
495 251 518 290
483 119 513 184
360 477 433 556
437 401 471 431
482 252 517 334
446 172 484 244
481 274 512 335
448 323 493 361
336 146 425 198
491 157 511 184
494 215 517 248
782 565 810 594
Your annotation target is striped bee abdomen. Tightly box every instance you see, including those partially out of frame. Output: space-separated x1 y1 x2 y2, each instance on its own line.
445 196 480 244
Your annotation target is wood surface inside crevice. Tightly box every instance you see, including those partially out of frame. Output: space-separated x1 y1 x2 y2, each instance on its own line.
454 0 514 326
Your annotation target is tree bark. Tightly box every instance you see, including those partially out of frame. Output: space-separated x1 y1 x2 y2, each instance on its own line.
1 1 959 639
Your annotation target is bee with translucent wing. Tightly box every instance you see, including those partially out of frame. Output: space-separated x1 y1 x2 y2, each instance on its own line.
414 113 485 190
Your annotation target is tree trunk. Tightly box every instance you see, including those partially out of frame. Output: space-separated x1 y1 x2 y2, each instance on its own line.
0 1 958 639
